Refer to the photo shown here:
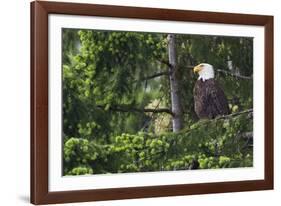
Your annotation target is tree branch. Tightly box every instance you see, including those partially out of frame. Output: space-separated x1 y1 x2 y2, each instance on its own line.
216 69 252 80
216 108 253 120
156 58 171 67
138 71 170 81
186 65 252 80
190 109 253 130
96 105 173 115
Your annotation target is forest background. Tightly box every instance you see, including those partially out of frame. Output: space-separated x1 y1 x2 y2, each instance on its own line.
62 29 253 176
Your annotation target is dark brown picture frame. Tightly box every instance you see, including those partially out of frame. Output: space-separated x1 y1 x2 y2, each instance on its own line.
31 1 274 204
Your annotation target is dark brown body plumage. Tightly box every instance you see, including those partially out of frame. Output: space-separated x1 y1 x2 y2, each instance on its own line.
194 79 230 119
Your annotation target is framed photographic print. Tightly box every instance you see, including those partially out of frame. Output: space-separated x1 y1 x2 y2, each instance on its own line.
30 1 274 204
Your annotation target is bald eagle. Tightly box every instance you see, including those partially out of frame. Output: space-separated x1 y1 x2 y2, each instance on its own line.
193 63 230 119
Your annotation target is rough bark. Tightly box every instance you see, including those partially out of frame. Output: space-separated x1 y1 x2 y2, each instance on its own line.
167 34 183 132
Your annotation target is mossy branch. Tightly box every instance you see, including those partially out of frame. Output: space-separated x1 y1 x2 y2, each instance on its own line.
216 108 253 120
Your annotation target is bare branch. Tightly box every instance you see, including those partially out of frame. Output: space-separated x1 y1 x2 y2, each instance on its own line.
96 105 173 115
216 69 252 80
142 108 173 114
138 71 170 81
185 65 252 80
216 109 253 120
156 59 171 67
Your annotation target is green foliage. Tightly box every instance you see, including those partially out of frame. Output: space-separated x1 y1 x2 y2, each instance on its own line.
63 29 168 141
63 113 253 175
67 167 94 175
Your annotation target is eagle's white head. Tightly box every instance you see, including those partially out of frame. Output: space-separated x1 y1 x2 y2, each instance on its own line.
193 63 215 81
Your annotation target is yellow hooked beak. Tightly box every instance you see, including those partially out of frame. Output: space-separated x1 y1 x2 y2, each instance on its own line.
193 65 203 73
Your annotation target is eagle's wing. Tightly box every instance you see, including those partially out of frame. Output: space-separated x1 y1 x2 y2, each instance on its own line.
193 80 208 117
206 80 230 118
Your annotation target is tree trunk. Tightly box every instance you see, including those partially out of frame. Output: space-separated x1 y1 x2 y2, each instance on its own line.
167 34 183 132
